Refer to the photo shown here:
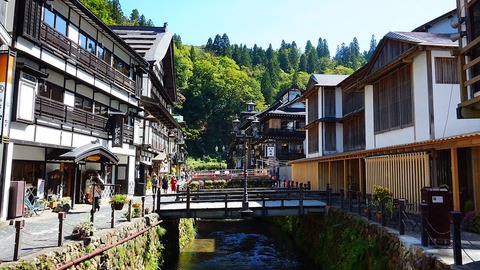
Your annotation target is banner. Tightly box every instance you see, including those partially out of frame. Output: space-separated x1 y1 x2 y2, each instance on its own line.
0 50 15 139
111 114 124 147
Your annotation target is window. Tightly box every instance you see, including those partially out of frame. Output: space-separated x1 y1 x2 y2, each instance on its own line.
113 56 130 77
43 8 67 35
308 124 319 154
324 87 336 118
307 92 318 123
435 57 459 84
74 96 93 112
79 31 96 54
373 65 413 133
38 82 64 102
343 113 365 152
94 103 109 116
324 122 336 152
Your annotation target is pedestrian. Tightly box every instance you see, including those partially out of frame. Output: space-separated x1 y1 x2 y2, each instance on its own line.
162 175 168 193
171 175 177 193
93 184 102 212
151 173 158 194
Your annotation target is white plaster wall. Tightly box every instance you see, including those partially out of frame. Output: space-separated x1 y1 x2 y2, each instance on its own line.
364 85 375 149
431 51 480 138
412 51 431 142
336 122 343 153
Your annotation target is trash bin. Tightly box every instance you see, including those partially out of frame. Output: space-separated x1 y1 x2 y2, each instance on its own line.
8 181 25 219
421 187 451 245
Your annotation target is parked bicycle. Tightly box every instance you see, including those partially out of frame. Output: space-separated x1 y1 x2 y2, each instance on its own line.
24 187 46 217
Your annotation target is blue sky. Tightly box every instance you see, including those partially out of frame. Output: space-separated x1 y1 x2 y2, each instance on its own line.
119 0 456 53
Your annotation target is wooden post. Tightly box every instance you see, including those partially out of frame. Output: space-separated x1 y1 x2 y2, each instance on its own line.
340 188 344 209
111 203 115 228
152 193 156 212
14 219 24 261
299 184 304 215
58 212 66 246
451 148 460 211
421 203 429 247
451 211 463 266
127 200 132 222
156 189 161 212
141 196 145 217
186 187 191 217
398 199 405 235
356 191 362 215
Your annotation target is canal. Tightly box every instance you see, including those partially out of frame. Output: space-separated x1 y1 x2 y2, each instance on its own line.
168 219 319 270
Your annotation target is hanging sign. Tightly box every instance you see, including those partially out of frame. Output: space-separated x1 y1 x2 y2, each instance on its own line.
111 114 124 147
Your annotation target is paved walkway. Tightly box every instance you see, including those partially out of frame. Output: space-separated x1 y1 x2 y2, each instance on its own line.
0 194 159 264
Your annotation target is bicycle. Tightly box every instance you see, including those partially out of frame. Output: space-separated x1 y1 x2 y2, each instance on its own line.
24 188 46 217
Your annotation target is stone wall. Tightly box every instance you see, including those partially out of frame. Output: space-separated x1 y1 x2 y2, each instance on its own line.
0 214 166 270
269 207 451 270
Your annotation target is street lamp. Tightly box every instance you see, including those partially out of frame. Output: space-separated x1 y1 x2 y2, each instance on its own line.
232 115 259 216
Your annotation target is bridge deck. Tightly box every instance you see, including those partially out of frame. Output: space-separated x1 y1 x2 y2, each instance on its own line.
156 187 327 219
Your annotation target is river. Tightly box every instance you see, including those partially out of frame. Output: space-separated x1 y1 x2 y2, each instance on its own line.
168 219 319 270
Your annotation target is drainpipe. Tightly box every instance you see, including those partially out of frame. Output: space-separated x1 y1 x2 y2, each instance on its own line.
55 220 163 270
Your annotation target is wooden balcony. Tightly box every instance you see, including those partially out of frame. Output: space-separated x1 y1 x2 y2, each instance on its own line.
35 96 108 136
39 23 139 96
456 35 480 118
261 128 305 138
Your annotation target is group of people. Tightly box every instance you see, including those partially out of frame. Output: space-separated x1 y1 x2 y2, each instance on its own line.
151 173 177 194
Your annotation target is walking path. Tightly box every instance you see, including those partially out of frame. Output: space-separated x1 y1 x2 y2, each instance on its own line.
0 193 159 264
1 192 480 269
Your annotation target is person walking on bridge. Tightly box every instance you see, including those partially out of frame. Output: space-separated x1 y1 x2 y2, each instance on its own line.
171 175 177 193
161 175 168 194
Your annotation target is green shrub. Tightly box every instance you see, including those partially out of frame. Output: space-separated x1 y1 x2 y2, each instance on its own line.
463 211 480 233
204 180 213 189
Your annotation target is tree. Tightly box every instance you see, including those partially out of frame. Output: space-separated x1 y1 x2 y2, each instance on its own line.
138 14 146 26
298 54 307 72
107 0 124 25
288 41 299 70
130 9 139 25
80 0 115 25
364 35 377 61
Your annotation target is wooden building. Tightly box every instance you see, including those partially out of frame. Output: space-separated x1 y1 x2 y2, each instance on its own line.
0 0 181 220
290 20 480 213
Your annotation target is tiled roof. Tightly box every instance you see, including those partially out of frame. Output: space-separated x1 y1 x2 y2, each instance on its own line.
111 26 173 62
385 31 457 47
311 74 349 86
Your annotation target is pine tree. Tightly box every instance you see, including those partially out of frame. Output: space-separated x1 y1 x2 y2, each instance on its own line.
298 54 307 72
364 35 377 61
288 41 299 70
108 0 123 25
130 9 139 25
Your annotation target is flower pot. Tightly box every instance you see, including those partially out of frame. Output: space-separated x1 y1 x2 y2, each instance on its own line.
112 202 125 210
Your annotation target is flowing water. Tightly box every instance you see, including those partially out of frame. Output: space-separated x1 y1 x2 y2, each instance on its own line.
169 219 320 270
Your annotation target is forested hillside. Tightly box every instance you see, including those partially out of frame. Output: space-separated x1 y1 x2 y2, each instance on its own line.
81 0 376 158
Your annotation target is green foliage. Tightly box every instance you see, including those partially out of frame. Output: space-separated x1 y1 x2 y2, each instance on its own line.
109 194 128 204
179 218 197 250
463 211 480 233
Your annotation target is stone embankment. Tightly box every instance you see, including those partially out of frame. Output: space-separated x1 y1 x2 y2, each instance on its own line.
0 214 166 270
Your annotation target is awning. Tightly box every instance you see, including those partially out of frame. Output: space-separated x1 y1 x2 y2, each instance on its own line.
152 152 167 162
59 140 119 164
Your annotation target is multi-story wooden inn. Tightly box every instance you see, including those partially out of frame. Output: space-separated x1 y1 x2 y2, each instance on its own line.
289 10 480 213
0 0 181 220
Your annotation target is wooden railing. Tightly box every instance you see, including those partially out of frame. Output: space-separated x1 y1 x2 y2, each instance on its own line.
457 35 480 110
35 96 108 135
39 23 139 96
155 187 327 218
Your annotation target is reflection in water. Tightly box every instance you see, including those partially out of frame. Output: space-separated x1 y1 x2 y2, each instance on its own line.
173 219 319 270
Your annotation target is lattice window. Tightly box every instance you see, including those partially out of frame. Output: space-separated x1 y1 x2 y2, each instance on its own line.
435 57 459 84
373 65 413 133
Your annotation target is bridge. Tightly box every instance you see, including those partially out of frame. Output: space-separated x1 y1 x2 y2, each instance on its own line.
155 187 327 219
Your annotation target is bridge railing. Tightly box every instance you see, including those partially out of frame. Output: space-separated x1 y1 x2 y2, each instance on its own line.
155 185 328 217
191 169 270 180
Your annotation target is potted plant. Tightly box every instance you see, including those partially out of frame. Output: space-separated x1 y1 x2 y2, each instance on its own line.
110 194 128 210
71 221 94 239
48 195 60 209
373 185 393 221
